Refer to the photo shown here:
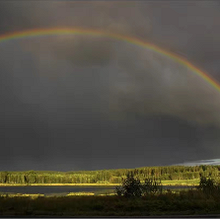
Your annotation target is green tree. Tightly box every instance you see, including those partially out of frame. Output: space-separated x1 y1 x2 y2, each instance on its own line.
198 176 220 195
116 172 142 198
116 171 163 198
142 177 162 196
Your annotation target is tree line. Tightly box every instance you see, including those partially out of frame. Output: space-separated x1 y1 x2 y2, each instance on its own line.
0 165 219 184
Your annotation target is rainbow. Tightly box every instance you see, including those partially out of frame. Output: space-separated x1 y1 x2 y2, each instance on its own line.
0 27 219 92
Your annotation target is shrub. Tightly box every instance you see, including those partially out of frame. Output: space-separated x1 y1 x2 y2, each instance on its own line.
142 177 162 196
116 172 142 198
116 172 162 198
198 176 220 196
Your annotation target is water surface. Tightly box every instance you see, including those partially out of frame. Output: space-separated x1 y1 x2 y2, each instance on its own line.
0 185 195 196
0 186 115 196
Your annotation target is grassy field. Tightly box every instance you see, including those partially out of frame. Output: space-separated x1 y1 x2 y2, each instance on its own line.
0 190 220 217
161 179 200 186
0 167 217 216
0 178 218 217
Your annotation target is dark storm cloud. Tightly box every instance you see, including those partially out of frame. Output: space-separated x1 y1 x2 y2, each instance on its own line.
107 45 220 126
141 1 220 81
21 35 115 67
0 1 220 171
52 36 114 66
1 1 219 78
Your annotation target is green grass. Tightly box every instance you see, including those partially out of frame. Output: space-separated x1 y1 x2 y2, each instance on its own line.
0 189 220 216
161 179 200 186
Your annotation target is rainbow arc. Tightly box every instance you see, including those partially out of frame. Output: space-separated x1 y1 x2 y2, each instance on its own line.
0 27 219 92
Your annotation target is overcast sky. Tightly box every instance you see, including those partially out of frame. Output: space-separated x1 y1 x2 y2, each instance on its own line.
0 1 220 171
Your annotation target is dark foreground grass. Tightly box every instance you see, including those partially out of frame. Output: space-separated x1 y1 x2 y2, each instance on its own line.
1 190 220 217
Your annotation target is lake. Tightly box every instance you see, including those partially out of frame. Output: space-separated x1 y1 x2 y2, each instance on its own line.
0 185 195 196
0 186 116 196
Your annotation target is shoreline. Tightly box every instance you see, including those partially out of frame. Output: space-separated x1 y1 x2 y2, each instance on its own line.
0 183 120 187
0 182 199 187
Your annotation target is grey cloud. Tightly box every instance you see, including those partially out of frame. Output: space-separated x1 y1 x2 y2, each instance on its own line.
50 36 115 67
107 45 220 126
0 1 220 170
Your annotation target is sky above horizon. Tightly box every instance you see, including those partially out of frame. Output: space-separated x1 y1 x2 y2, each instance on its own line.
0 1 220 171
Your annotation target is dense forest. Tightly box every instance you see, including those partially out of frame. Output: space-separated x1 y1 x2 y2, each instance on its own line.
0 165 219 184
